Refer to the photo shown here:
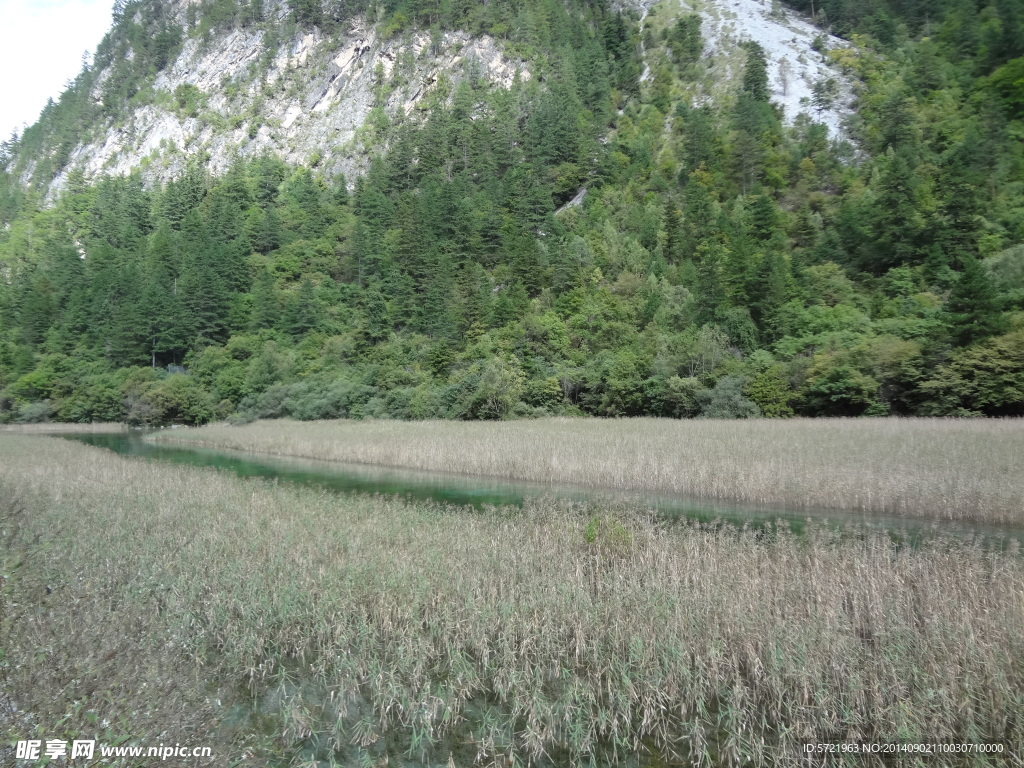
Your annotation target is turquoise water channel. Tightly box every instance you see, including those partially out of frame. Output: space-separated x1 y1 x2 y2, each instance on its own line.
56 430 1022 544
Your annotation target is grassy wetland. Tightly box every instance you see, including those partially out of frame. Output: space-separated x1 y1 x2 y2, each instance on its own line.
2 434 1023 766
150 417 1024 525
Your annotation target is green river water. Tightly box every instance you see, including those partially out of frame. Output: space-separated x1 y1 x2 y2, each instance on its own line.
57 430 1022 543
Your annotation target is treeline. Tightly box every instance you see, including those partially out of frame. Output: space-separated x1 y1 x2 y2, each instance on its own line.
0 0 1022 425
785 0 1023 64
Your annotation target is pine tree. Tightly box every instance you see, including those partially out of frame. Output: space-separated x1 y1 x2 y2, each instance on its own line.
160 163 206 229
140 271 188 367
179 251 229 345
18 276 54 347
362 286 390 343
724 238 754 305
669 15 703 66
457 261 491 332
682 171 717 258
332 173 349 206
746 192 778 241
937 131 984 260
105 265 148 365
506 229 544 297
741 42 770 103
946 256 1007 346
733 43 778 193
284 277 319 336
811 77 839 116
694 239 728 324
753 249 793 342
877 91 917 155
680 106 718 178
249 205 282 255
662 201 683 264
869 149 925 273
293 0 322 26
250 268 279 331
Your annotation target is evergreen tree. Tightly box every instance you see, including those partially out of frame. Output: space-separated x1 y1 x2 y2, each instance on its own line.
868 149 925 273
811 77 839 116
669 15 703 67
250 268 279 331
18 276 54 348
679 106 718 178
876 91 917 155
293 0 322 26
662 201 683 264
249 205 282 255
753 250 793 341
682 171 717 258
695 239 728 325
284 277 320 336
105 265 148 365
362 286 390 343
4 0 1024 425
746 192 778 242
936 130 985 261
179 251 230 345
506 229 544 297
741 42 770 103
140 271 189 367
945 256 1007 347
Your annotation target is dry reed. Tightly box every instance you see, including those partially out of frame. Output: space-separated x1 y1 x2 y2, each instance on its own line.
152 417 1024 525
1 434 1021 766
0 422 129 433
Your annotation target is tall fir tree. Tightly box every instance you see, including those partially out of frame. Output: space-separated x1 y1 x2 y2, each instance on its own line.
945 256 1007 347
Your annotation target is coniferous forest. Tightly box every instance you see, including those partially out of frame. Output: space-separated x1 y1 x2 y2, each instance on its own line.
1 0 1023 426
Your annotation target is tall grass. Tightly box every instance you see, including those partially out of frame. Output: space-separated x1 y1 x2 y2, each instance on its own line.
152 417 1024 524
0 422 129 433
0 464 229 766
2 434 1022 766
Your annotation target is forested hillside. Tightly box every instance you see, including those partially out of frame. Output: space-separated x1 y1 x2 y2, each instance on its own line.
1 0 1022 425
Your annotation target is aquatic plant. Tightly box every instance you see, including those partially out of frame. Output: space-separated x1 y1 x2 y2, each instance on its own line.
152 416 1024 524
2 434 1022 766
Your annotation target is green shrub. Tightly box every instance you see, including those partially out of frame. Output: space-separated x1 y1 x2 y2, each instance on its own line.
697 376 761 418
15 400 53 423
143 374 215 426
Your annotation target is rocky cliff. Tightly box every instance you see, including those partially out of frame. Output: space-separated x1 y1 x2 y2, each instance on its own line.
40 14 528 197
22 0 854 199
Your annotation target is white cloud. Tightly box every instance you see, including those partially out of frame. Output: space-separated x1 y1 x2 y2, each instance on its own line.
0 0 115 141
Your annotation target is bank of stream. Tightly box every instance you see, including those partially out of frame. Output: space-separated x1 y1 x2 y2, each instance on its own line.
57 429 1023 545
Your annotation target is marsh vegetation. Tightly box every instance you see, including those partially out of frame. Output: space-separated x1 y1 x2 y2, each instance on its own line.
2 434 1021 766
151 416 1024 525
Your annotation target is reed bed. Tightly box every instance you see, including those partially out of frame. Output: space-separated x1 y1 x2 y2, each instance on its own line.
0 421 129 433
1 434 1022 766
152 417 1024 525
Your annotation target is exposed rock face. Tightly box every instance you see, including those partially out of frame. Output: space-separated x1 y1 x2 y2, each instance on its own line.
46 18 528 197
691 0 854 136
618 0 854 137
39 0 854 198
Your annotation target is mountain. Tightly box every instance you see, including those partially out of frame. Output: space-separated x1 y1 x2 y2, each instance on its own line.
11 0 856 198
23 6 530 197
0 0 1022 425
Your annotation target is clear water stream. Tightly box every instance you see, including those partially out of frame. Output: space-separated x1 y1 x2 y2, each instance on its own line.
56 430 1022 543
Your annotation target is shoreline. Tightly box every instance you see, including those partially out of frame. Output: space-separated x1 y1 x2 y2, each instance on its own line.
145 416 1024 525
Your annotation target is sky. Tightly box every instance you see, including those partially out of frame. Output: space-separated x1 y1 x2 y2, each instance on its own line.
0 0 115 142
